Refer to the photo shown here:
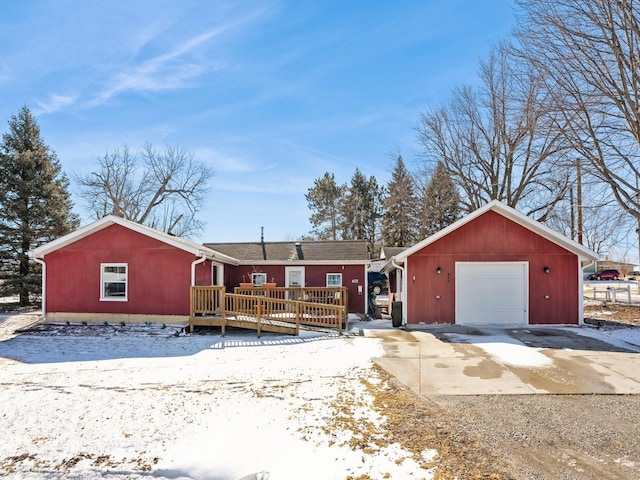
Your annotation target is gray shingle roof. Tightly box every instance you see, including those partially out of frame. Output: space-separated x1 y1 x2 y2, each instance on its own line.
204 240 369 262
381 246 408 259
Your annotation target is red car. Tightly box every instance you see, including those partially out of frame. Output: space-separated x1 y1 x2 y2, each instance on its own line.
587 269 620 281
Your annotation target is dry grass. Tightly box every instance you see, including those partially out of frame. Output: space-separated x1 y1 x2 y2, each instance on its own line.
369 367 514 480
584 303 640 326
322 365 514 480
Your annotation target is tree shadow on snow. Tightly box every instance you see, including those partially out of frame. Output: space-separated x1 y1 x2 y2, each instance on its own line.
0 324 344 364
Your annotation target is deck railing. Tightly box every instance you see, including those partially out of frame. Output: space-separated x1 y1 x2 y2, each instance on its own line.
190 285 225 317
191 286 346 335
233 286 348 324
297 300 344 332
224 293 303 337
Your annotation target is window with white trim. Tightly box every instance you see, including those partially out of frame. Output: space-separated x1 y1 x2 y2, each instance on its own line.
252 272 267 286
101 263 128 301
326 273 342 287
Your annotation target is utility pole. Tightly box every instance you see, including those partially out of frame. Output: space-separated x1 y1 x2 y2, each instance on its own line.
570 185 575 241
636 175 639 293
576 159 583 245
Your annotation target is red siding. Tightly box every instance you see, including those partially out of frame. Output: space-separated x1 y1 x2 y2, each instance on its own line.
45 224 206 316
226 264 366 313
406 210 579 325
306 264 365 313
194 260 214 286
228 266 284 287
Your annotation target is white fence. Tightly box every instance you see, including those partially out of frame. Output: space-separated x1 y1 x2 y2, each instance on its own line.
591 285 632 304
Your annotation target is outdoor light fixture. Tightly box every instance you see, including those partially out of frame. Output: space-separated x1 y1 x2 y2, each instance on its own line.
436 266 442 274
544 266 550 274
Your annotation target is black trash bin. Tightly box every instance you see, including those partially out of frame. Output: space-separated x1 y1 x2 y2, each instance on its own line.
391 301 402 327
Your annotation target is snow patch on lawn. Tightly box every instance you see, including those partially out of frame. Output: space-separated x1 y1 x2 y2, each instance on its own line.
0 318 434 480
572 325 640 350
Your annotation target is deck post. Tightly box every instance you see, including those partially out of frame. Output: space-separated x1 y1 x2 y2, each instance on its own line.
221 291 226 336
256 298 262 338
189 287 195 333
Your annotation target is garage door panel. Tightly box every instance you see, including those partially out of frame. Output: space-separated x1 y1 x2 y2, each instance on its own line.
462 278 525 294
456 262 528 325
460 278 525 288
457 292 524 308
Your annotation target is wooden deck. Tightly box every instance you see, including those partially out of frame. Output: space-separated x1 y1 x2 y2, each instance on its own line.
189 286 347 337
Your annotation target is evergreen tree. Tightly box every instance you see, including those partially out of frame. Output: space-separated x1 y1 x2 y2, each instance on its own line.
0 106 78 305
305 172 346 240
419 161 461 237
341 168 382 254
381 156 420 247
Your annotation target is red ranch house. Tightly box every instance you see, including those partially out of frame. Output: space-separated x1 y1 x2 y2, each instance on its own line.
204 240 370 314
383 200 598 327
30 216 371 324
29 215 238 324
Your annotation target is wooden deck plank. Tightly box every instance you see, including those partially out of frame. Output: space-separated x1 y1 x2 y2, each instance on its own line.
190 287 345 337
189 314 298 337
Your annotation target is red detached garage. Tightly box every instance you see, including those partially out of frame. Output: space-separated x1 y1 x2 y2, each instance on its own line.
383 200 598 327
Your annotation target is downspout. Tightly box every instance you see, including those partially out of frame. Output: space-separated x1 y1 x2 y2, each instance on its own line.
31 255 46 320
580 259 596 326
582 260 595 273
191 254 208 286
391 257 407 327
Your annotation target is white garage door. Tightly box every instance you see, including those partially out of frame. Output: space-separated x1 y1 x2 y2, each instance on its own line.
456 262 528 325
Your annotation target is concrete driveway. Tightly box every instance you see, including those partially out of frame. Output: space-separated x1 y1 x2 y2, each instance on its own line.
365 325 640 395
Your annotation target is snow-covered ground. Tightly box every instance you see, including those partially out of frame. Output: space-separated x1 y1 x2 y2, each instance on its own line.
2 311 640 480
579 319 640 349
0 314 433 480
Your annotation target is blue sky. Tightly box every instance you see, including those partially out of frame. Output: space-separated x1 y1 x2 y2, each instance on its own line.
0 0 515 242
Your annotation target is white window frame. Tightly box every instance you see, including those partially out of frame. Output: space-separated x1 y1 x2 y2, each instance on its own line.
252 272 267 286
326 273 342 287
100 263 128 301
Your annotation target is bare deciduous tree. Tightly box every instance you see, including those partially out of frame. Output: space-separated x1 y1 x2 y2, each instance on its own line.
76 143 214 237
417 46 573 220
545 174 633 255
514 0 640 220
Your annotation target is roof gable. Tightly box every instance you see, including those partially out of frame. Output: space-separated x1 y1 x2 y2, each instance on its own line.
30 215 239 265
392 200 598 263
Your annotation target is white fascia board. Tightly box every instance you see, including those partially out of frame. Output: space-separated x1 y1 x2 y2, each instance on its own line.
30 216 116 257
237 260 369 266
30 215 240 265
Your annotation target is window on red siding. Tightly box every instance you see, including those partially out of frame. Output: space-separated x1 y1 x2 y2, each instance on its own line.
101 264 128 301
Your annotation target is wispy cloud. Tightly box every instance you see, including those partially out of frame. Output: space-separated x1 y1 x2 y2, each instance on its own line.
33 93 79 115
89 27 227 107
